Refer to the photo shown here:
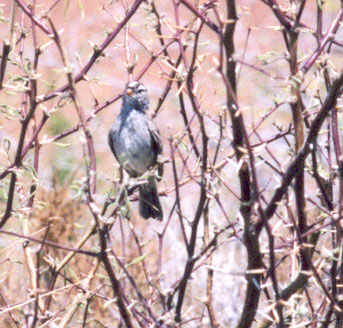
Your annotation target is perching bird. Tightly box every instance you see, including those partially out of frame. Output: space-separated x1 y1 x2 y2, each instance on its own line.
108 81 163 220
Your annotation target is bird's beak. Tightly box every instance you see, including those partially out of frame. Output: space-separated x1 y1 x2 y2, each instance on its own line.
126 88 134 96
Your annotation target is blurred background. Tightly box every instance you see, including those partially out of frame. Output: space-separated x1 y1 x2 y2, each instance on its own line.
0 0 343 327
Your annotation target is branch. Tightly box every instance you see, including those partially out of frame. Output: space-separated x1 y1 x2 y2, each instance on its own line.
256 67 343 233
301 8 343 73
0 229 98 257
179 0 221 35
15 0 52 35
40 0 145 103
267 0 292 31
0 41 10 91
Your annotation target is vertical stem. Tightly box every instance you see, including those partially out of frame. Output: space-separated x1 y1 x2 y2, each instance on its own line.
289 26 309 274
221 2 263 328
204 202 218 326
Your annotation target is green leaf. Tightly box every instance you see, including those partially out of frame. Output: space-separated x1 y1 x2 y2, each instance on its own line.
126 253 149 267
23 164 39 182
53 142 71 148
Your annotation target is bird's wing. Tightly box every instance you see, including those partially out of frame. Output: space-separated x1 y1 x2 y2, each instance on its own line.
108 126 119 162
147 117 163 177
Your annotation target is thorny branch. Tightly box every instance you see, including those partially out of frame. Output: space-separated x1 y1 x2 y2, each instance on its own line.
1 0 343 327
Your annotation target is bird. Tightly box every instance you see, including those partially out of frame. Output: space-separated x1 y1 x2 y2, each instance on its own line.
108 81 163 220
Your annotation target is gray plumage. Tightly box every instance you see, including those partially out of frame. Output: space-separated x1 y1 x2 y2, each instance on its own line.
108 81 163 220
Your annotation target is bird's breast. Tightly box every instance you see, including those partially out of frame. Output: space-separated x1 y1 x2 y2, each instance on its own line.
113 111 155 176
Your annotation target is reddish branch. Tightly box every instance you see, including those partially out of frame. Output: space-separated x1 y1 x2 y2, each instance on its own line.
170 2 209 322
301 8 343 73
41 0 145 103
0 229 98 257
218 1 263 327
49 18 97 194
14 0 52 35
0 81 39 228
256 68 343 233
179 0 220 34
98 228 134 328
3 0 343 326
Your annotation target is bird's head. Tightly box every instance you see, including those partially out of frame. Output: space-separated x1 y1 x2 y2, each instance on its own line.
123 81 149 112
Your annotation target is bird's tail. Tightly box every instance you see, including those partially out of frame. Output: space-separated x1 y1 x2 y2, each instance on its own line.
139 176 163 220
